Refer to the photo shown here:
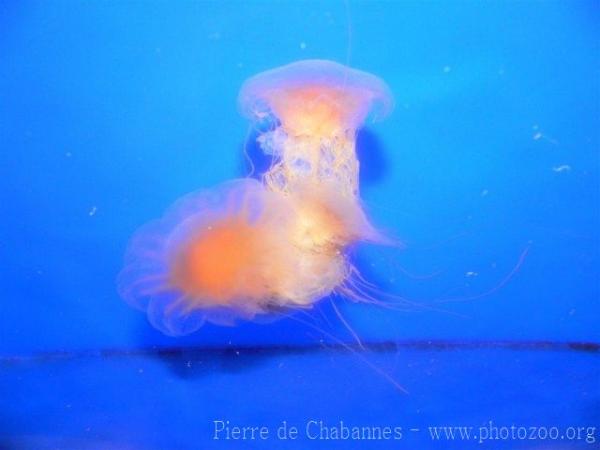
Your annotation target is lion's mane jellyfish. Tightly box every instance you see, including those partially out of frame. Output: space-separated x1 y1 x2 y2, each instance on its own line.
239 60 393 200
118 60 394 336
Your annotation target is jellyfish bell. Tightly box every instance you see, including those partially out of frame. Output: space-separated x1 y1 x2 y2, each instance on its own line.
117 178 356 335
239 59 394 136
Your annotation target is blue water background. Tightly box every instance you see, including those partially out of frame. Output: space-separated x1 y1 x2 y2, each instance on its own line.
1 1 598 449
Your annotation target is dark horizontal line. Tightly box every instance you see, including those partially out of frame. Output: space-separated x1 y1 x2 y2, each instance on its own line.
1 339 598 365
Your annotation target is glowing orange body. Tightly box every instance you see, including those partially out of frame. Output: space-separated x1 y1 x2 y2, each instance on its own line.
269 86 356 136
170 219 261 304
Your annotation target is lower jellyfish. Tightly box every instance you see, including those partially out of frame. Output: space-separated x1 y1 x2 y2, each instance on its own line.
118 60 396 336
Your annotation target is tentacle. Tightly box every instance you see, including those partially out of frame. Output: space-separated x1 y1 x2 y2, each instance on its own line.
286 313 408 394
330 296 364 350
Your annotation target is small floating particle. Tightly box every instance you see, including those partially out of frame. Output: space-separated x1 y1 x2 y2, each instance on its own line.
552 164 571 173
300 42 307 50
532 127 559 145
88 206 97 217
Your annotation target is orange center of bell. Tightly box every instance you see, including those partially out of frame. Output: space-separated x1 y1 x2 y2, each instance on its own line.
170 219 259 303
269 86 360 136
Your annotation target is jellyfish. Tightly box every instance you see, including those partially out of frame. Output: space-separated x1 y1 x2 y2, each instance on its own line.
239 59 393 199
118 179 350 335
118 60 395 336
